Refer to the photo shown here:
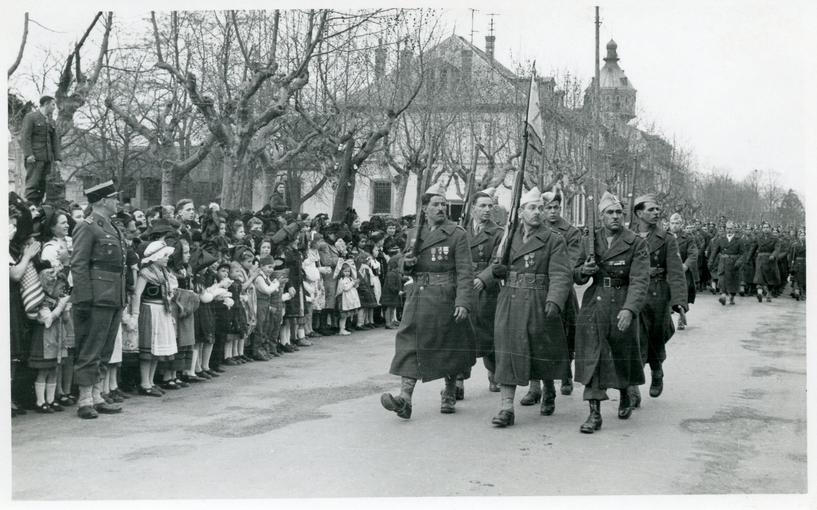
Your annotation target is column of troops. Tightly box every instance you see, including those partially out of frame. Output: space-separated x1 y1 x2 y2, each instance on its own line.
381 184 806 432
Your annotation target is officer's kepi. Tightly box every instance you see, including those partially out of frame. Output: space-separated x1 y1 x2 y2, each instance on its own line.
84 180 118 203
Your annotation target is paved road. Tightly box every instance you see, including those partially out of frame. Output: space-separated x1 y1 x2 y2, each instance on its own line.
11 291 806 499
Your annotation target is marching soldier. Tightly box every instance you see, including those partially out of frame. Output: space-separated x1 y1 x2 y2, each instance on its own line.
740 225 758 296
753 221 783 302
669 213 697 328
789 227 806 301
521 190 581 408
380 184 475 419
708 221 745 305
488 187 572 427
573 192 649 433
466 188 504 393
70 181 128 419
630 194 687 402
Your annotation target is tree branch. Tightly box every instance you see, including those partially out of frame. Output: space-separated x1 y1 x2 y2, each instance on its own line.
8 12 29 78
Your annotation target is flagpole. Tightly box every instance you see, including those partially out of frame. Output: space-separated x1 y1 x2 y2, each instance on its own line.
498 64 536 266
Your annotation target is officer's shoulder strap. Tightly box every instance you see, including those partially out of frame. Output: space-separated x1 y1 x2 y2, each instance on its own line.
83 217 94 224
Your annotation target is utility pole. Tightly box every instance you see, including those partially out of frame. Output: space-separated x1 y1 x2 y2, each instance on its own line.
469 8 479 45
592 6 602 218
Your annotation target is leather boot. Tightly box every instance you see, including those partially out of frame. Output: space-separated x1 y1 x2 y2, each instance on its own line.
649 367 664 398
618 388 632 419
628 385 642 408
380 393 412 419
487 372 500 392
455 378 465 401
440 377 457 414
520 380 541 406
561 377 573 395
580 400 602 433
541 380 556 416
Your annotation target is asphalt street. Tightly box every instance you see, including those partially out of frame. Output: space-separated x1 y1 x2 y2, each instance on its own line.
11 290 807 499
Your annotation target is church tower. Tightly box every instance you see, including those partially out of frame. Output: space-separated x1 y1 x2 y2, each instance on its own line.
585 39 637 121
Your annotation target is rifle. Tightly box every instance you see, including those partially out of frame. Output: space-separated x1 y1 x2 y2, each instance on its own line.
459 143 479 229
585 183 596 264
497 129 529 267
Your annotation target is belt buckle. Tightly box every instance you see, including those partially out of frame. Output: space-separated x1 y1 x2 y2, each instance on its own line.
603 277 611 288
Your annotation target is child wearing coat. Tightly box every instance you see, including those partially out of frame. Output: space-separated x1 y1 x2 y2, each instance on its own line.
334 260 361 336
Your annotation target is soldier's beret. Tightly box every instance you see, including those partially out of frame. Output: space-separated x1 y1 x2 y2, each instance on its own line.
633 194 658 209
84 180 118 203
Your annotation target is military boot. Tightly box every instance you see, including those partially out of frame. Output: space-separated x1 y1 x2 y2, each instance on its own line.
580 400 602 433
649 367 664 398
618 388 633 419
541 380 556 416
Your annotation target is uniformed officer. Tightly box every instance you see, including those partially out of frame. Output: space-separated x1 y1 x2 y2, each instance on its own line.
466 187 504 393
789 227 806 301
488 187 572 427
20 95 61 204
521 189 581 407
708 220 744 306
669 213 698 328
630 194 687 402
573 192 649 433
381 183 475 419
70 180 128 419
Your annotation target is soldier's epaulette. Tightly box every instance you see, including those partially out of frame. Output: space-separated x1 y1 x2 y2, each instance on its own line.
83 217 94 224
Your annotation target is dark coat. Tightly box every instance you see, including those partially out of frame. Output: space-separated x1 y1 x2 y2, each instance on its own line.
389 221 475 382
789 239 806 289
632 226 687 365
741 235 757 286
317 241 340 309
574 228 649 389
753 233 782 286
468 219 503 358
489 224 572 385
21 110 60 162
551 216 581 353
675 231 699 303
70 211 127 308
709 234 744 294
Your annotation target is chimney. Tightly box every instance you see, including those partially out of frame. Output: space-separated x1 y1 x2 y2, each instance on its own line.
485 35 495 59
460 49 472 82
374 39 386 78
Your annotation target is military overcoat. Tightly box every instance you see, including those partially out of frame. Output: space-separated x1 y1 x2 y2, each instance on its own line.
71 211 127 308
709 234 744 294
490 224 572 386
389 220 476 382
573 228 649 389
468 220 504 359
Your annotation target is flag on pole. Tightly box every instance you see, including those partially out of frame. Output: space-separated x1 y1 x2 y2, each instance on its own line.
526 72 544 147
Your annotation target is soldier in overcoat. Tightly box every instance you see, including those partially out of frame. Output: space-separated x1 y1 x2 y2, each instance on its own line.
521 190 581 408
789 227 806 300
708 221 745 305
753 222 783 302
381 184 475 419
465 188 504 394
573 192 649 433
487 188 572 427
740 226 758 296
70 181 127 419
630 194 687 402
669 214 697 329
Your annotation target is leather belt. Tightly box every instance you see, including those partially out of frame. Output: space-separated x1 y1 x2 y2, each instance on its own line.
91 263 124 273
599 276 627 288
506 272 549 289
414 272 455 286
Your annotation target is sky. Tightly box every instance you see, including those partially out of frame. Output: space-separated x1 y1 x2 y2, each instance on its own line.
4 0 817 194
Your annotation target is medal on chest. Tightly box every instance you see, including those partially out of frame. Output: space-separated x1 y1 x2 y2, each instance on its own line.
524 253 535 268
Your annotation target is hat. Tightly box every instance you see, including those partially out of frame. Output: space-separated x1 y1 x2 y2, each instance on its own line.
190 248 219 274
520 186 542 207
633 193 658 209
597 191 622 213
424 182 446 197
141 240 176 265
542 190 562 204
146 218 179 237
472 187 494 202
84 180 118 203
270 222 301 245
669 213 683 222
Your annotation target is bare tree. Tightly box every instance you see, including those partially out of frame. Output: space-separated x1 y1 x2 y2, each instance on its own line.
8 12 29 78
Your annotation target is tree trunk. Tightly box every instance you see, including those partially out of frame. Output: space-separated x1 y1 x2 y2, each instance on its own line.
331 140 356 222
220 151 255 210
391 171 409 217
161 164 176 206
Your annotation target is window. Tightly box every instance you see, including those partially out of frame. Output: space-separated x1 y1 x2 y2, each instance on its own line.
371 181 392 215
